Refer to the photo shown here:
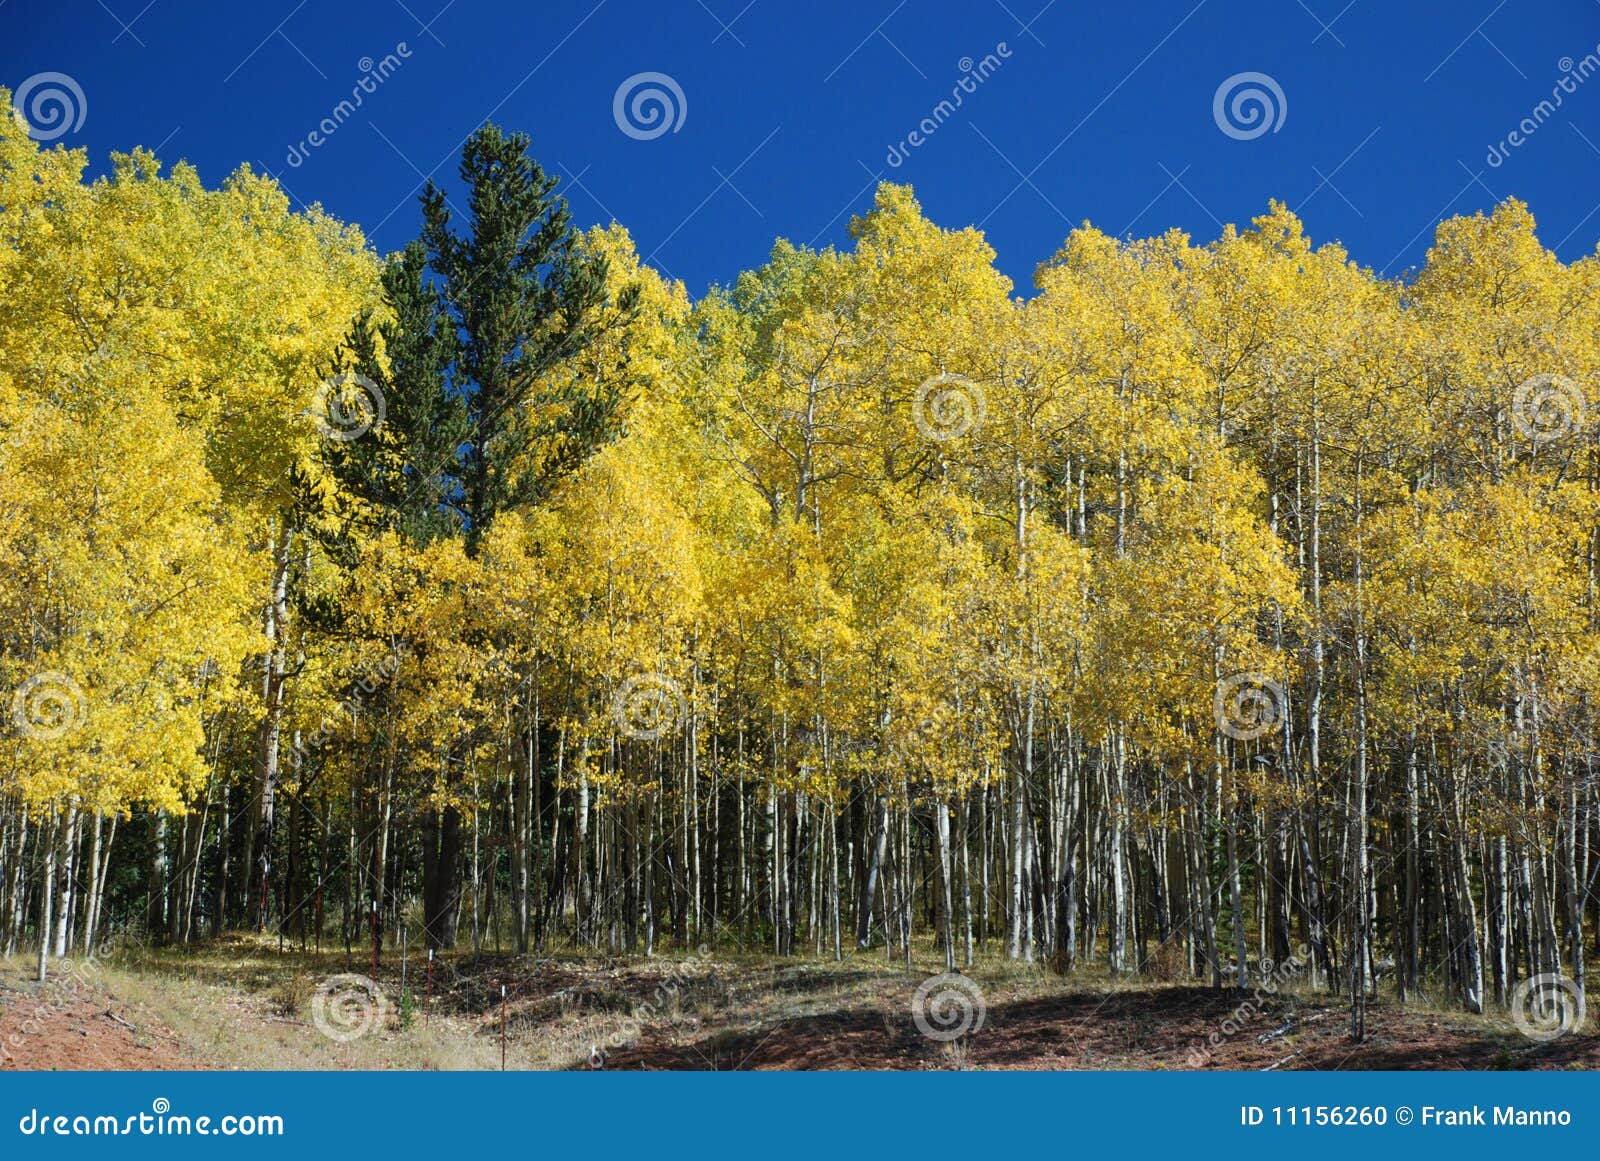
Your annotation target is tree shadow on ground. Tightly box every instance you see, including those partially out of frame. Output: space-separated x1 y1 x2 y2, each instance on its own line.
593 983 1600 1072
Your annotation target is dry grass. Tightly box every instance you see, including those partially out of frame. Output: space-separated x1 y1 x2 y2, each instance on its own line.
41 934 1055 1070
8 934 1591 1071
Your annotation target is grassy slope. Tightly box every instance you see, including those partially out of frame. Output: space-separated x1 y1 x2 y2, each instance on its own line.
3 936 1593 1071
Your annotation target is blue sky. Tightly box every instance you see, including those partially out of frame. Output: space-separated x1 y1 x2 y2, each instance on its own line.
4 0 1599 294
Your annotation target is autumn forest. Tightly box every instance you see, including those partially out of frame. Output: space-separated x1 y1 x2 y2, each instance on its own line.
4 84 1600 1055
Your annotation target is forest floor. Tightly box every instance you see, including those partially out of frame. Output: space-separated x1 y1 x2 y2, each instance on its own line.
1 936 1595 1071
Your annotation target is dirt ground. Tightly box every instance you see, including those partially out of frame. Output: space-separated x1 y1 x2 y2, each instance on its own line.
2 941 1595 1071
0 964 199 1069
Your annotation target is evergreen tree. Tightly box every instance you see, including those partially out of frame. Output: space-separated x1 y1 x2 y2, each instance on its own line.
420 123 634 556
332 241 466 547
